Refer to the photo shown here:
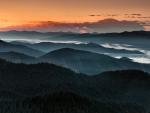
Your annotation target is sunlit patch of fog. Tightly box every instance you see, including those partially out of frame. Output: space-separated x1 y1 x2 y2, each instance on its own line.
113 55 150 64
130 57 150 64
42 40 86 44
101 43 141 51
2 38 42 44
101 43 150 64
2 38 85 44
101 43 150 55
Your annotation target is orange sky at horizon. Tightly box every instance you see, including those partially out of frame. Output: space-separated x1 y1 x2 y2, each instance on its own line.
0 0 150 30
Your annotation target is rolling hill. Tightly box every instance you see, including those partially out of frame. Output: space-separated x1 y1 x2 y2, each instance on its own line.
0 51 36 63
18 41 143 55
0 40 44 57
0 45 149 75
40 48 150 75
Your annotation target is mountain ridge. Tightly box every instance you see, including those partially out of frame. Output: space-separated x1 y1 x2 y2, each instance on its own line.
0 40 45 57
0 59 149 112
40 48 150 75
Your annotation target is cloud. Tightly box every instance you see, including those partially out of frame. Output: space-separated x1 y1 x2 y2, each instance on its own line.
0 19 144 33
89 15 98 17
127 16 150 19
89 14 118 17
89 15 96 17
124 13 150 19
89 14 101 17
125 14 142 16
139 21 150 26
131 14 142 16
107 14 118 17
137 17 150 19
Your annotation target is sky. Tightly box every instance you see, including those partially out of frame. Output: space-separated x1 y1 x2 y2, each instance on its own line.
0 0 149 32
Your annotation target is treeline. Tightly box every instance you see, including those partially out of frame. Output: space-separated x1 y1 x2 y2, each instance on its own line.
0 59 149 112
0 92 145 113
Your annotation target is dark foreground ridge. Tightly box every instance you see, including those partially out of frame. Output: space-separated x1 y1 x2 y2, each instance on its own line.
0 92 145 113
0 59 150 112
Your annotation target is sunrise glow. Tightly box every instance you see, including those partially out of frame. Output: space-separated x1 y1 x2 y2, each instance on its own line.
0 0 149 31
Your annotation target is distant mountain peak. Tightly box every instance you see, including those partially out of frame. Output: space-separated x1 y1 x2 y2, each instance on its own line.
0 18 144 33
98 18 119 23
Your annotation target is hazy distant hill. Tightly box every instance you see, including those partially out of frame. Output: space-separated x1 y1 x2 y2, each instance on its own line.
1 30 150 51
0 41 149 75
40 48 150 75
102 31 150 38
0 30 45 39
1 30 150 40
0 51 36 63
16 41 143 55
0 40 44 57
0 30 73 40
